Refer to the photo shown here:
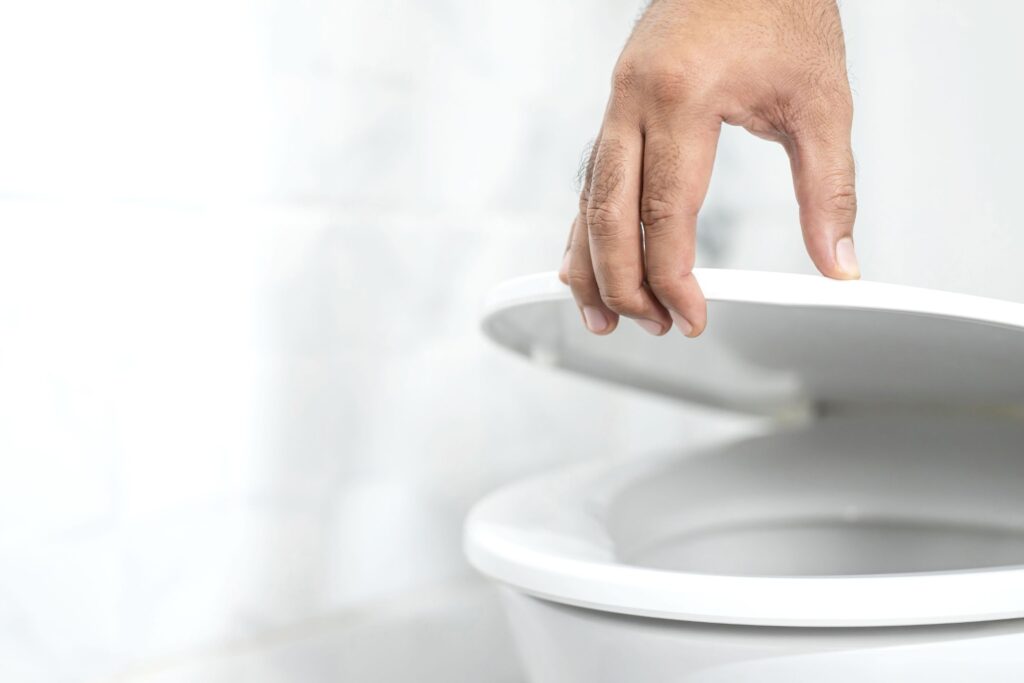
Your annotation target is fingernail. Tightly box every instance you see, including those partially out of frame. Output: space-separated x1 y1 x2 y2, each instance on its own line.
559 250 570 279
636 319 663 336
835 237 860 279
669 311 694 337
582 306 609 333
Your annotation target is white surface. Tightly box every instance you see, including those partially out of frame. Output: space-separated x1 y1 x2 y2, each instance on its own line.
466 415 1024 627
483 269 1024 417
503 589 1024 682
118 580 523 683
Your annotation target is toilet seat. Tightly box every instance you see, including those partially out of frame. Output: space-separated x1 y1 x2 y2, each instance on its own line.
467 269 1024 627
466 414 1024 627
480 269 1024 417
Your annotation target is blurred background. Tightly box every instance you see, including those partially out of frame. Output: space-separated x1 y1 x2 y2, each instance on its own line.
1 1 1023 681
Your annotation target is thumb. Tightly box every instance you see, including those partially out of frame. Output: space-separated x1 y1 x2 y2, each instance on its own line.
786 119 859 280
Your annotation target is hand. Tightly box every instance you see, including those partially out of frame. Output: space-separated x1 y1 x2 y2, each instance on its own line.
558 0 858 337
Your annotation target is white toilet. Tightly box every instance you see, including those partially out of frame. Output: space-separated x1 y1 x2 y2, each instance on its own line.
466 269 1024 682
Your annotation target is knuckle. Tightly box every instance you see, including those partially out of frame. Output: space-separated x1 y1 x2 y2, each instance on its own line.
611 58 708 112
823 177 857 218
566 268 596 296
646 269 685 296
644 68 694 108
643 270 675 294
641 53 709 106
639 193 678 234
601 286 646 316
587 201 625 238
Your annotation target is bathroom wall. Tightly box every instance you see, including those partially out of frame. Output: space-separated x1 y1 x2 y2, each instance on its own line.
0 2 752 681
1 2 1023 682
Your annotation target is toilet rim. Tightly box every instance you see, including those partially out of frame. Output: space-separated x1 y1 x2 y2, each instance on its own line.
465 453 1024 628
472 269 1024 627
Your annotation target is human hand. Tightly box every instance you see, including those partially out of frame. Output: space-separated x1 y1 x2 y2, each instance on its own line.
559 0 858 337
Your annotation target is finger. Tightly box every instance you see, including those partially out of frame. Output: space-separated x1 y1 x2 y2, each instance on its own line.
561 137 601 285
566 213 619 335
564 135 618 334
640 115 721 337
786 99 859 280
587 129 670 335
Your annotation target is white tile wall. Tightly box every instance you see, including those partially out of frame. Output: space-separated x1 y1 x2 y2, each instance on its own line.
0 196 753 682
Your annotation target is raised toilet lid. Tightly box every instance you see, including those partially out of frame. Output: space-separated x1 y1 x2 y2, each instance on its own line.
467 270 1024 626
481 269 1024 416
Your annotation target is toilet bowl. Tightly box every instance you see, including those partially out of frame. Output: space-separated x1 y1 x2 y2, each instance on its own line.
466 269 1024 682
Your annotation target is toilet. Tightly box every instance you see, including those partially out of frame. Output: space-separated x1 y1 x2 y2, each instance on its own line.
465 269 1024 682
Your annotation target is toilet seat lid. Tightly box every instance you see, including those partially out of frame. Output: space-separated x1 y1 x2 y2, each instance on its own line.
481 269 1024 416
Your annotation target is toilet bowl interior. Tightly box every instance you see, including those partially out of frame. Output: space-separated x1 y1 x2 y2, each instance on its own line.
466 413 1024 625
606 415 1024 578
624 516 1024 576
